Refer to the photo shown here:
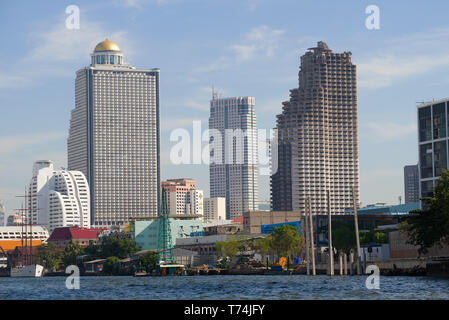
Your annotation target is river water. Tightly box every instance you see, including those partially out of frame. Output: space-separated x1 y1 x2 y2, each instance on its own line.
0 275 448 300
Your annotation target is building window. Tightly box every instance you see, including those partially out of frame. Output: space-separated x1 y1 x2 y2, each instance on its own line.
419 106 432 142
420 143 433 179
434 140 447 177
433 103 446 139
110 55 114 64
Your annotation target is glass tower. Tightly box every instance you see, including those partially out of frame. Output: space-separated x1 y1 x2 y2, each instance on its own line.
417 98 449 198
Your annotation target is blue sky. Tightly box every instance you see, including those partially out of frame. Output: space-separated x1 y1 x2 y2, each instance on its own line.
1 0 449 215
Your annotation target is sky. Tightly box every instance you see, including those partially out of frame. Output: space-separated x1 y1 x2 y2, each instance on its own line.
1 0 449 216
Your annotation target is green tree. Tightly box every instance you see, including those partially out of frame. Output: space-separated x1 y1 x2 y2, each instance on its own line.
332 222 356 253
99 237 141 259
83 243 99 260
35 242 61 271
270 225 303 259
252 235 272 263
103 256 120 275
215 236 246 267
62 242 84 267
137 251 159 272
404 169 449 254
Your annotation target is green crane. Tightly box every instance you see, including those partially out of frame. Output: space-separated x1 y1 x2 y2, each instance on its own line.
157 188 174 264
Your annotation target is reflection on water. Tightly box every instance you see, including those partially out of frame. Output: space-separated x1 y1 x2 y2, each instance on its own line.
0 275 448 300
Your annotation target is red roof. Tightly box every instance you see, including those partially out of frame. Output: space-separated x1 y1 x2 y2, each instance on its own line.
232 215 243 224
48 227 108 241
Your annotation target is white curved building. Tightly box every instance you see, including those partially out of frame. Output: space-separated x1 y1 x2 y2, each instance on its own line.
29 160 90 233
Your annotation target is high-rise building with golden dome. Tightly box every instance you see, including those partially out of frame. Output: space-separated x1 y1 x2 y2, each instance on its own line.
68 39 160 228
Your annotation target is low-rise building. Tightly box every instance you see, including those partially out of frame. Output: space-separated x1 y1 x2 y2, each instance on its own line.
243 210 302 235
0 226 49 251
389 230 449 259
47 227 107 248
130 216 203 251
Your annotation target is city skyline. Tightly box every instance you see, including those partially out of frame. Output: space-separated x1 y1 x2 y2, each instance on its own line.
2 0 449 213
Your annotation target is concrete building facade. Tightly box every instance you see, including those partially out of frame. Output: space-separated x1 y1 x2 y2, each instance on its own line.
131 218 203 251
243 210 302 235
209 96 259 220
161 179 203 216
203 197 226 221
0 201 5 227
68 39 160 227
417 98 449 199
271 41 359 215
29 160 90 233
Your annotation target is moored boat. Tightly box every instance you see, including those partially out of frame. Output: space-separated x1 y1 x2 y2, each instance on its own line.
10 264 44 278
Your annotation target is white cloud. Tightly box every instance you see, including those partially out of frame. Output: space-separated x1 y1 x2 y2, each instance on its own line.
358 54 449 89
0 132 67 156
195 25 286 73
0 15 133 88
229 25 286 62
362 122 417 143
357 27 449 89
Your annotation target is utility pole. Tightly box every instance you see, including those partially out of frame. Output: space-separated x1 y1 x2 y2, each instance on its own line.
327 190 334 276
308 198 316 276
305 198 310 275
352 185 361 275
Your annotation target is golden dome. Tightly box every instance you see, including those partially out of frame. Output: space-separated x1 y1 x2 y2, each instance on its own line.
94 39 121 52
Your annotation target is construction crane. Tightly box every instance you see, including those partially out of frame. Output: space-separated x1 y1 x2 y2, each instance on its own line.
157 188 175 264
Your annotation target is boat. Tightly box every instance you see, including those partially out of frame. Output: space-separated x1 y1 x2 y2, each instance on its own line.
10 264 44 278
8 190 45 278
134 266 148 277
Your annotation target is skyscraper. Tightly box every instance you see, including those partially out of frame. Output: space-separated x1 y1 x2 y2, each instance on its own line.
68 39 160 227
417 98 449 199
29 160 90 233
0 201 5 227
209 96 258 219
404 164 419 203
271 41 359 215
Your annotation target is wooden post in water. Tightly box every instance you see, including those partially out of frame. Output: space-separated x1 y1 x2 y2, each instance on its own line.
327 190 334 276
308 198 316 276
339 251 343 276
349 250 354 275
344 253 348 275
352 186 361 275
304 198 310 275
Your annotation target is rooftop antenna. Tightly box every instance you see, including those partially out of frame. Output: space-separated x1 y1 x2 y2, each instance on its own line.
212 85 219 101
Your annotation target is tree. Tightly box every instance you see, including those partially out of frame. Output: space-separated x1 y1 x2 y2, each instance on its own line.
332 222 356 253
404 169 449 254
252 235 272 263
269 225 303 259
137 251 158 272
215 236 246 267
62 242 84 267
99 237 141 259
103 256 120 275
35 242 61 271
